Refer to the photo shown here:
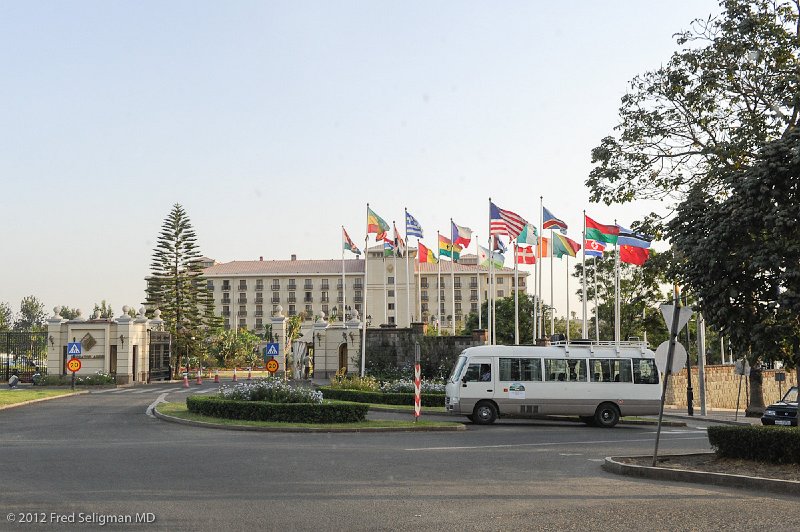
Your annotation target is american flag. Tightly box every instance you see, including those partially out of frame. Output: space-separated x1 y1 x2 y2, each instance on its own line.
489 201 527 239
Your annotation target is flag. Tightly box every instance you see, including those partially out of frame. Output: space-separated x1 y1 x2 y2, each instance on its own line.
383 237 395 258
552 233 581 258
393 223 406 257
543 206 568 233
492 235 507 253
405 210 424 239
584 239 606 258
367 207 390 241
620 245 650 266
438 234 461 261
616 225 652 248
342 227 361 256
585 215 619 244
418 242 437 263
451 221 472 248
478 245 504 268
490 201 527 239
517 223 538 246
539 236 549 258
516 245 536 264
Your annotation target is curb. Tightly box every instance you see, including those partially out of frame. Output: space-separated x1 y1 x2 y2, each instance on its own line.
602 453 800 496
661 414 756 427
0 390 89 411
153 405 466 433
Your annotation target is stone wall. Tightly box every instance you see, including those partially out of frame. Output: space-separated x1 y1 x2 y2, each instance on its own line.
666 365 798 409
364 324 487 379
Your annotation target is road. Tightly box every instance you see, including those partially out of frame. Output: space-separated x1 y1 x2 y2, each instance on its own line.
0 381 792 531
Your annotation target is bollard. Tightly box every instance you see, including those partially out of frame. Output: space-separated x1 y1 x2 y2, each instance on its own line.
182 373 189 388
247 367 252 381
196 367 202 385
214 370 220 384
232 367 237 382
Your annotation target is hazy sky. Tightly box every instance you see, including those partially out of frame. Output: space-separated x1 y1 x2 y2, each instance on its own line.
1 0 721 319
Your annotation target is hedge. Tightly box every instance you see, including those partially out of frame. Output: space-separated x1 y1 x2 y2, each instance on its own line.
186 395 368 423
707 425 800 464
319 387 445 407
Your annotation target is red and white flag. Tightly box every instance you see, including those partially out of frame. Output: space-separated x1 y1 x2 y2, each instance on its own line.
516 245 536 264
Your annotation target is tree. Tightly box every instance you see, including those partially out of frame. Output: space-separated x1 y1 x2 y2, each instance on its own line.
209 328 260 369
145 204 219 377
668 131 800 414
92 300 114 319
464 295 537 345
57 306 81 320
588 0 800 206
14 296 46 331
0 302 13 331
573 252 671 346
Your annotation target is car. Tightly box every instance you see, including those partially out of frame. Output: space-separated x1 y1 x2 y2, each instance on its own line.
761 386 798 426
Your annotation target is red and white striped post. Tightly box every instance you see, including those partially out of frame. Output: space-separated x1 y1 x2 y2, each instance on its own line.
414 342 421 422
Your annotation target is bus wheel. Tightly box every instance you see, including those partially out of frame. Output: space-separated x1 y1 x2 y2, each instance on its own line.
579 416 595 426
473 402 498 425
594 403 620 428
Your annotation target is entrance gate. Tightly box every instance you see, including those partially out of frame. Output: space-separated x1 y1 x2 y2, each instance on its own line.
148 331 171 382
2 332 48 383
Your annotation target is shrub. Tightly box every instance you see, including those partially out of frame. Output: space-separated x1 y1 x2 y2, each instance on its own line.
380 378 445 394
219 378 322 403
319 387 445 407
186 395 368 423
37 372 114 386
329 375 380 391
707 425 800 464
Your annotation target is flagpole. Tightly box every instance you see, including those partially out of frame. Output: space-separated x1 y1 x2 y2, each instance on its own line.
476 232 482 332
594 256 600 342
361 204 369 377
550 228 555 337
437 230 442 337
417 238 422 324
392 221 399 326
565 253 570 345
383 251 388 326
532 255 537 344
341 226 346 324
514 240 519 345
582 210 587 339
405 210 412 326
487 199 493 345
537 196 543 340
614 220 620 348
449 219 456 335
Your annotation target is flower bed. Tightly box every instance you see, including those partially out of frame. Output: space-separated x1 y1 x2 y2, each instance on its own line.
219 378 323 403
186 395 368 423
318 387 445 407
380 378 445 394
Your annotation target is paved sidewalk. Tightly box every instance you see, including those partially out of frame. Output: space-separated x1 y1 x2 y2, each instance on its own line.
662 406 762 425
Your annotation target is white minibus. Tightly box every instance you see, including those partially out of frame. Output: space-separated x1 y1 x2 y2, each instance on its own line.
444 342 661 427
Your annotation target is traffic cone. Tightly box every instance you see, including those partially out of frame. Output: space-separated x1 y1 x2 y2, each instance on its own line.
183 373 189 388
214 370 219 384
196 367 202 385
232 367 237 382
247 367 252 381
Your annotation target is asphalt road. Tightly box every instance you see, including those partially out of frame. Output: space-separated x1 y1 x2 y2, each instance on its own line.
0 382 793 531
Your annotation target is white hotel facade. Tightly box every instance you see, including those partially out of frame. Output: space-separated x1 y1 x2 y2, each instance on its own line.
201 246 528 332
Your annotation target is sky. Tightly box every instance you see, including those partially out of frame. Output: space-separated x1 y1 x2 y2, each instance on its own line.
0 0 722 320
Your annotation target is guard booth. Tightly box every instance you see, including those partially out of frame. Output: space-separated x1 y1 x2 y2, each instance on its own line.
2 332 48 383
148 331 171 382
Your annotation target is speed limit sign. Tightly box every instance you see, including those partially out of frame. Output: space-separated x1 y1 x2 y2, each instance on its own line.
266 358 279 373
67 357 82 373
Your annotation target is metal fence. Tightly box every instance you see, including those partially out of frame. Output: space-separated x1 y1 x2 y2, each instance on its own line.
2 331 48 383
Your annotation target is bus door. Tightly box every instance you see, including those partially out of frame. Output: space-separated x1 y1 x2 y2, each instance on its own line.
460 358 494 410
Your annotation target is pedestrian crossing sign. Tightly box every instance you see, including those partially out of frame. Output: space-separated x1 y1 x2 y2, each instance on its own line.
263 343 279 359
67 342 82 356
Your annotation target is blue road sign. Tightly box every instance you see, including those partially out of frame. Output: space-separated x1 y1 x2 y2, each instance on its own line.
67 342 82 356
263 342 279 360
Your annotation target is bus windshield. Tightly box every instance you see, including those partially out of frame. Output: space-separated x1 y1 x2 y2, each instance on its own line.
449 355 468 383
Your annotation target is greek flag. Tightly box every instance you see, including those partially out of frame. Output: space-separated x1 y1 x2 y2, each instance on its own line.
405 209 424 238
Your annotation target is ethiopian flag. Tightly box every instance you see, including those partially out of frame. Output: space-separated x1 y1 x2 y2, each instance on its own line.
585 215 619 244
552 233 581 259
367 207 390 240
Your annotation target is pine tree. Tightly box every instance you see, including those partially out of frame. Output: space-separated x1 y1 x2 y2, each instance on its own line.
145 204 220 376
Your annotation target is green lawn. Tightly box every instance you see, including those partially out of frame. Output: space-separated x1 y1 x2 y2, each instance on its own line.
157 401 462 430
0 388 78 407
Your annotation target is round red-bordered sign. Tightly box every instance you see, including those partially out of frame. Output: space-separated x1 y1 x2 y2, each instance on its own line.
67 357 82 372
266 358 279 373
